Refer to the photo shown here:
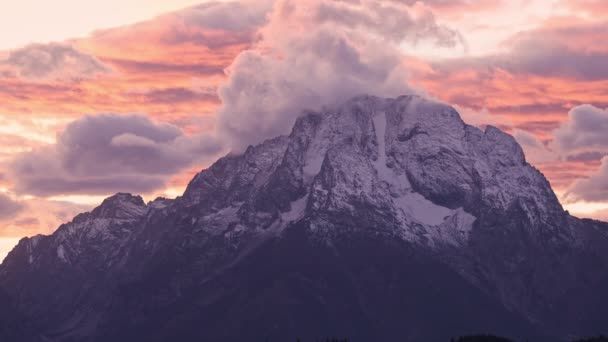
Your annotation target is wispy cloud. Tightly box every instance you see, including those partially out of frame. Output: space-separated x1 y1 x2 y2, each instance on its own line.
0 43 110 82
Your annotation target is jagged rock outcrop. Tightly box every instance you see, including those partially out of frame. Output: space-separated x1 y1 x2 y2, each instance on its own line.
1 95 607 342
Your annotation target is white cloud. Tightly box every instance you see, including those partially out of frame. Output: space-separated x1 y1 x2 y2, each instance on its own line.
9 113 224 196
552 105 608 156
565 156 608 202
216 0 465 152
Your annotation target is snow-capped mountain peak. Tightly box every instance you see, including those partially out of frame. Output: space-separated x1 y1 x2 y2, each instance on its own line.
1 95 607 341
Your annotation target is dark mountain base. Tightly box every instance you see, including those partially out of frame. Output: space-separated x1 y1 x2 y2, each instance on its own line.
92 225 542 342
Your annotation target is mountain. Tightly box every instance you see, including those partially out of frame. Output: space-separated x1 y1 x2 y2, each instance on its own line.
2 95 608 342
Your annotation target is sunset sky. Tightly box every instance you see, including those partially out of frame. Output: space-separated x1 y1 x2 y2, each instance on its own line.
0 0 607 260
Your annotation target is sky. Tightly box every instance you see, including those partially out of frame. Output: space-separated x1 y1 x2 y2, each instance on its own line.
0 0 607 260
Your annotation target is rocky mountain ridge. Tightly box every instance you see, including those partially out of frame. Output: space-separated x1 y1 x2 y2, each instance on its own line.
1 95 607 342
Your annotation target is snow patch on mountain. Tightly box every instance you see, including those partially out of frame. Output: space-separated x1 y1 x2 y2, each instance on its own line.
57 245 68 263
372 111 393 183
282 195 308 223
303 154 324 179
372 110 459 228
394 192 454 226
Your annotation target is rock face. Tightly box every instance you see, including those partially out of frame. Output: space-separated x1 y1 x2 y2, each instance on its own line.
1 95 608 342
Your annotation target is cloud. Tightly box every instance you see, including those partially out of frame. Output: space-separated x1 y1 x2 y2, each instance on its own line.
173 0 272 32
552 105 608 156
104 58 224 76
216 0 465 151
563 0 608 16
0 198 91 237
0 193 23 220
432 18 608 81
453 105 512 128
503 35 608 81
314 1 465 47
87 0 271 54
566 151 607 162
552 105 608 201
155 0 273 49
0 43 110 82
129 87 219 105
9 114 224 196
565 156 608 202
13 217 40 228
513 130 558 164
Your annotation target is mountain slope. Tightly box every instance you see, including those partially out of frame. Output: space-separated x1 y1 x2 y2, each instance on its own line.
1 95 608 341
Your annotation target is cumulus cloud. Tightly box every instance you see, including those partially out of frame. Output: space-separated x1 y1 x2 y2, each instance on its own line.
0 43 110 82
9 114 224 196
565 157 608 202
216 0 465 151
552 105 608 156
0 193 23 220
550 105 608 202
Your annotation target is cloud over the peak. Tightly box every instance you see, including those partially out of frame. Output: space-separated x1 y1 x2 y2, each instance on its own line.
216 0 465 152
0 43 110 82
9 114 223 196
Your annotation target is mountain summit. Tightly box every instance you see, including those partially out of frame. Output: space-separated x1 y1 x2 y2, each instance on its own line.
2 95 608 341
